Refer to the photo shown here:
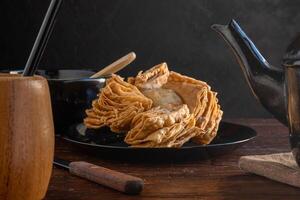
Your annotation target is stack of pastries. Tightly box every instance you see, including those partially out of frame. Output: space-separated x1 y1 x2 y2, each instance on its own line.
84 63 223 148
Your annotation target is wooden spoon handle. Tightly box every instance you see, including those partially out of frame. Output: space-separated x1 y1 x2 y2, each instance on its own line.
69 161 144 195
90 52 136 78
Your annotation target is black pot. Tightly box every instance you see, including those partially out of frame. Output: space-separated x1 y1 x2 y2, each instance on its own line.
9 69 107 134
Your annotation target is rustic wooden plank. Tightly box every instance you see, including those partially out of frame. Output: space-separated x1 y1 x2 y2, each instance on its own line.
45 119 300 200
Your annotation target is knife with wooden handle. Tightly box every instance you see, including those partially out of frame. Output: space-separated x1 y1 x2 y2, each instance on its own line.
53 157 144 195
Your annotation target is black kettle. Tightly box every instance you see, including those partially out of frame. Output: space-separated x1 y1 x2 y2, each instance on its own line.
212 19 300 165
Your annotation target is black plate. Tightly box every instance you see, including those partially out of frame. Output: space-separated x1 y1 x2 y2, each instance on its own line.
62 121 257 162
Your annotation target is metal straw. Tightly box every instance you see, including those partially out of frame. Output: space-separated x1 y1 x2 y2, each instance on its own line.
23 0 63 76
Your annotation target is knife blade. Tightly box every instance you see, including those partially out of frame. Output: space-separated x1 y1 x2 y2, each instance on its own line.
53 157 144 195
53 157 70 169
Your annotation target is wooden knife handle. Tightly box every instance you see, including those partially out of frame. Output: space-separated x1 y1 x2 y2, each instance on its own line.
69 161 144 195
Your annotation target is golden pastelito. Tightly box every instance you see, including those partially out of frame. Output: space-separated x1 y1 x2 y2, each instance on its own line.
84 63 223 147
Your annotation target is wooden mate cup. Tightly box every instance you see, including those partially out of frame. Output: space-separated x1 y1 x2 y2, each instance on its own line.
0 74 54 200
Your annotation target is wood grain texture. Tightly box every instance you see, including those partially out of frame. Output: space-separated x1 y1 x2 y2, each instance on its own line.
69 161 143 194
0 74 54 200
46 119 300 200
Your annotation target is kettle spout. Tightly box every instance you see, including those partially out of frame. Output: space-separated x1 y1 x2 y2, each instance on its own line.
211 19 283 78
212 19 286 125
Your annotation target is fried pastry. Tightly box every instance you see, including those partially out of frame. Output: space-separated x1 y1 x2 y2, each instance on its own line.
142 88 183 109
84 74 152 133
125 105 203 147
128 62 169 89
163 72 223 144
84 61 223 147
129 64 223 145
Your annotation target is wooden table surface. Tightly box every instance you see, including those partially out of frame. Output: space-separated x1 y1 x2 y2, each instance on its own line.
45 119 300 200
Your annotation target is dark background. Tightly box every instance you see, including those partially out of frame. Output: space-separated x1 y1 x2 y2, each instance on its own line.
1 0 300 118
